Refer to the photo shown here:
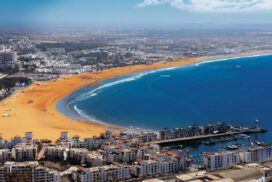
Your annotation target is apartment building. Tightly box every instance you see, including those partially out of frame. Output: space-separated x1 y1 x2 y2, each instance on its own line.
105 148 137 164
204 151 241 171
86 152 103 167
242 146 272 163
68 148 89 164
5 161 38 182
139 132 158 142
0 150 11 164
74 164 131 182
133 160 161 178
34 166 61 182
12 145 37 162
2 162 61 182
44 145 68 161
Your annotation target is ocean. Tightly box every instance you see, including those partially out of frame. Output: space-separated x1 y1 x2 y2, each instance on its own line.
57 54 272 153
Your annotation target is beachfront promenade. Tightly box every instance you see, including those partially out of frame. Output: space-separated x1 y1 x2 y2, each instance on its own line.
152 128 266 144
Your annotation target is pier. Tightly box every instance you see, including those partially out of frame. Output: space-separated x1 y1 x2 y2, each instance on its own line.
151 128 267 145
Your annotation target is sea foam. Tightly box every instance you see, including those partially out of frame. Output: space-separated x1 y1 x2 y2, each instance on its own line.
66 53 272 125
74 67 180 102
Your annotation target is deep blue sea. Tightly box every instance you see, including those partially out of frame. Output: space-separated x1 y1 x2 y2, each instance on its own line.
57 54 272 153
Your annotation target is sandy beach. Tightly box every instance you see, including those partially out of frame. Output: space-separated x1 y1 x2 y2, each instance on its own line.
0 50 271 140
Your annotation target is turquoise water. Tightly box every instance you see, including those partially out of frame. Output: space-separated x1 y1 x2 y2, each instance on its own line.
57 54 272 144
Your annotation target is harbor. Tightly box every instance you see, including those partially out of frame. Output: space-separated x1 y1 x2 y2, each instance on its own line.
156 124 269 166
152 127 267 144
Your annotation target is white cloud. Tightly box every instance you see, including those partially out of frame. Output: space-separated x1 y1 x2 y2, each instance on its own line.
137 0 272 12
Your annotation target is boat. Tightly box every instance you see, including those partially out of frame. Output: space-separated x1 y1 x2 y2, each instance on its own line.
227 145 239 150
255 141 266 146
238 134 250 139
255 141 262 145
169 145 183 150
202 141 211 145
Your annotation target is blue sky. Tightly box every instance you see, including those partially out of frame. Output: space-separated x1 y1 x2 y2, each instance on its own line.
0 0 272 27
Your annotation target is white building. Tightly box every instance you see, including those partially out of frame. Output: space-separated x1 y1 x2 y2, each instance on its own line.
0 149 11 164
242 146 272 163
82 138 105 150
12 144 37 162
86 152 103 167
71 136 86 148
204 151 241 171
5 161 38 182
3 161 61 182
105 148 137 163
0 166 7 182
134 160 161 178
139 132 158 142
34 166 61 182
134 151 190 178
44 145 68 161
74 164 131 182
68 148 89 164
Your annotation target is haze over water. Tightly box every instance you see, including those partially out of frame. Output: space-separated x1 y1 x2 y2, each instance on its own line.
59 54 272 142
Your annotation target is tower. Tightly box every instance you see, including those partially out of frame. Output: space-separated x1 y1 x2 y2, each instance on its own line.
255 119 259 129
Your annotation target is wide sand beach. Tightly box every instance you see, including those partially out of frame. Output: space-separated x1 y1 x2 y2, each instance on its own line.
0 50 271 140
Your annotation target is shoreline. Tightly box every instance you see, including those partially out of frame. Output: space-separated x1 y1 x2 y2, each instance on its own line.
57 51 272 130
0 50 272 140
